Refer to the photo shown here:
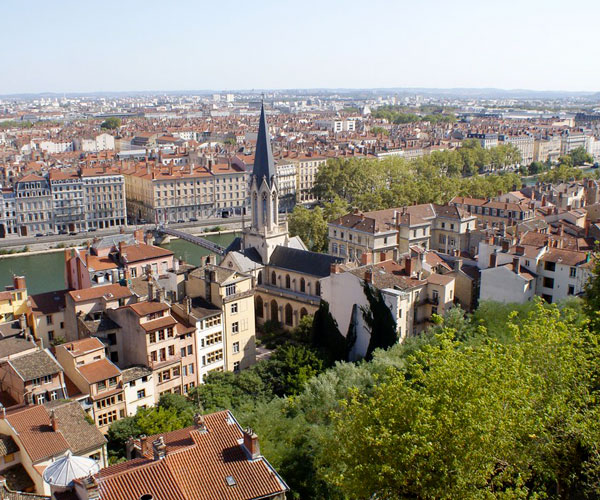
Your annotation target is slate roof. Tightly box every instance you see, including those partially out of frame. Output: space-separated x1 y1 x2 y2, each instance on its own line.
51 401 106 455
268 246 343 277
8 350 62 381
252 103 276 188
121 365 152 384
95 410 288 500
0 336 37 360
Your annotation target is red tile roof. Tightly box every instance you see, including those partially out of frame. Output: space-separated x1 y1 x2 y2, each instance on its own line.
68 284 132 303
96 411 288 500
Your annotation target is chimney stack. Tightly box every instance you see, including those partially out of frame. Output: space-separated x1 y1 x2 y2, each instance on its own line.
242 428 260 460
12 275 26 290
360 252 372 266
140 435 148 455
405 257 414 277
152 437 166 461
490 252 498 268
50 410 59 432
330 263 341 274
364 269 373 284
513 257 520 275
194 413 207 432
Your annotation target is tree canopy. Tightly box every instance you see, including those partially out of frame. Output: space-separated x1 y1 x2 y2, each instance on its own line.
100 117 121 130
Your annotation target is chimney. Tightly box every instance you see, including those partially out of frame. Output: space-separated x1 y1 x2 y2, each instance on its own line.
148 281 156 301
513 257 520 275
134 229 144 243
454 258 463 272
173 259 180 272
405 257 413 277
152 437 166 461
501 240 510 252
364 269 373 283
194 413 207 432
330 263 341 274
50 410 59 432
242 428 260 460
186 296 192 314
12 275 26 290
490 252 498 268
360 252 372 266
140 435 148 455
515 245 525 256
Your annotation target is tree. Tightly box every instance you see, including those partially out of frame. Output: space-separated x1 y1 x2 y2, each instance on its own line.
106 417 140 461
288 205 328 252
362 281 398 359
312 300 347 364
569 146 593 166
265 344 324 396
135 406 189 436
100 117 121 130
321 196 349 222
323 303 600 499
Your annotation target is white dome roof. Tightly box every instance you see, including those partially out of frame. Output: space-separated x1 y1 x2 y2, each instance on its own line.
43 451 100 487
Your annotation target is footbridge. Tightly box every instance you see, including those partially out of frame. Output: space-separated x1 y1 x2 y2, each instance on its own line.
155 226 226 256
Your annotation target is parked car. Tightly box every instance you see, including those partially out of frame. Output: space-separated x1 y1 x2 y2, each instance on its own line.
58 230 68 235
177 219 185 223
88 228 97 232
69 231 78 236
189 217 198 222
35 233 44 237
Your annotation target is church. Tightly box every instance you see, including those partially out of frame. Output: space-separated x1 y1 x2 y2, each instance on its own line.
221 104 342 329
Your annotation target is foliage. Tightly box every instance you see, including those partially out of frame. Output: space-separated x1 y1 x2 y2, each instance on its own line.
50 336 66 347
372 105 456 124
100 117 121 130
584 255 600 331
362 281 398 359
370 126 390 136
312 152 522 211
224 137 237 145
540 164 584 183
324 302 600 499
311 300 348 364
567 146 593 166
288 205 328 251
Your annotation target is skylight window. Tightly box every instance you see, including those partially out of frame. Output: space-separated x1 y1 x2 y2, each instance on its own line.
225 476 236 487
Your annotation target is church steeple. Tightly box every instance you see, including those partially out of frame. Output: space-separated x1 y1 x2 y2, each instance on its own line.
252 103 276 189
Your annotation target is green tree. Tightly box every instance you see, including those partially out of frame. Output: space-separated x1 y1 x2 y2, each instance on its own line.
100 117 121 130
569 146 593 166
106 417 140 459
288 205 328 251
135 406 188 436
362 281 398 359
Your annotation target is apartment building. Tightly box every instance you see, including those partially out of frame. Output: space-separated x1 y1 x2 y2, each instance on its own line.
171 297 225 384
49 169 85 234
26 289 67 347
467 132 498 149
123 159 247 224
292 154 327 204
186 266 256 372
0 188 17 238
501 134 534 165
81 167 127 230
0 349 67 406
328 205 477 264
121 365 154 416
0 276 29 324
478 232 594 304
14 174 53 236
450 196 536 226
322 257 456 358
533 135 561 163
0 402 106 496
107 300 194 399
55 337 126 432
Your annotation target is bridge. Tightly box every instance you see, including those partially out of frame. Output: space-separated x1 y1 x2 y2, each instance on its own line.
155 226 227 256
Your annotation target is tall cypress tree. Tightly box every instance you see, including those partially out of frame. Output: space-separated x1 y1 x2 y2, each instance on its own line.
362 281 398 360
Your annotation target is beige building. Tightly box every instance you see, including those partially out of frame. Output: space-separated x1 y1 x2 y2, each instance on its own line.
186 266 256 372
55 337 126 433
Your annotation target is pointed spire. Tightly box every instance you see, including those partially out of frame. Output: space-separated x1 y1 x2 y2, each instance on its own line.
252 102 276 188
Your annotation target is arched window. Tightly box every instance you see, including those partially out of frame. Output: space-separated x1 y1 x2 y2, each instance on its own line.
300 307 308 319
285 304 293 326
285 274 291 289
315 281 321 296
252 193 258 227
270 300 279 322
300 277 306 293
272 192 277 226
257 271 262 285
255 296 264 318
271 271 277 285
262 193 268 225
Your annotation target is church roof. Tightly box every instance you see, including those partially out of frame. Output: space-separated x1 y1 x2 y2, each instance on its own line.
268 246 343 277
252 103 276 188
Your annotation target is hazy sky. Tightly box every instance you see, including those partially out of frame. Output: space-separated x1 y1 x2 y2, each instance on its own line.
2 0 599 94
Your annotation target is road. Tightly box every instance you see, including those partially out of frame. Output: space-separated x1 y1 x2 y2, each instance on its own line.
0 217 245 250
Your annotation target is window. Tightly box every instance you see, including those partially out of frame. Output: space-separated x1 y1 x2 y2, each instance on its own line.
285 304 293 326
233 341 240 353
568 285 575 295
168 345 175 356
543 277 555 289
225 284 236 296
544 261 556 272
285 275 291 289
232 322 239 334
137 389 146 399
149 332 156 343
46 314 53 325
300 278 305 293
48 330 55 341
570 267 577 278
231 303 238 314
233 361 240 372
271 271 277 285
97 381 106 391
432 307 438 315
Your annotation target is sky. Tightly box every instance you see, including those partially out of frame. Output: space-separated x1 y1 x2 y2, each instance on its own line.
2 0 600 94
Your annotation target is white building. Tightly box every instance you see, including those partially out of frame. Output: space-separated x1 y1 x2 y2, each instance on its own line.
122 366 155 416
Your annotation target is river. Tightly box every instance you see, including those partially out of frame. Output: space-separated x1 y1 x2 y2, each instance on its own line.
0 233 238 295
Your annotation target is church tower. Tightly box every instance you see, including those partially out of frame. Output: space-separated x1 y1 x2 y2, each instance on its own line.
242 103 288 263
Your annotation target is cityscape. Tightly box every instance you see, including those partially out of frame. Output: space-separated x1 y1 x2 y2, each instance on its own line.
1 1 600 499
